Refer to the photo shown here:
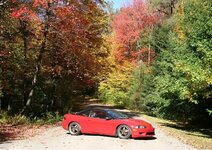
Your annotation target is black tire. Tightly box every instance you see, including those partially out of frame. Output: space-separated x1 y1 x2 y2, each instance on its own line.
68 122 81 135
117 125 132 139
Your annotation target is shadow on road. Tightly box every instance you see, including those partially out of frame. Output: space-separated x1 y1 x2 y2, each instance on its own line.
0 124 21 144
66 132 157 140
160 123 212 138
134 137 157 140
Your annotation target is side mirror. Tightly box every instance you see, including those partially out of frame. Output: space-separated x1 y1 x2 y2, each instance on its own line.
105 117 112 120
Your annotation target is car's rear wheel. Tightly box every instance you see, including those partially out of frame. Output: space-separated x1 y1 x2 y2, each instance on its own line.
68 122 81 135
117 125 131 139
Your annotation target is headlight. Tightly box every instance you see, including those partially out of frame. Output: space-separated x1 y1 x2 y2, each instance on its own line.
134 125 146 129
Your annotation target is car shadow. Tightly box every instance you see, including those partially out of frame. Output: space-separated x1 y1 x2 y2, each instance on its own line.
66 132 117 138
133 137 157 140
66 132 157 140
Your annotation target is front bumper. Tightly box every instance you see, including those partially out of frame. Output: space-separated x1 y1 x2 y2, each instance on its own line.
62 119 69 130
131 127 155 138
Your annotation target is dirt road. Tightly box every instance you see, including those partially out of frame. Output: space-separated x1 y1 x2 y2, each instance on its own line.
0 117 196 150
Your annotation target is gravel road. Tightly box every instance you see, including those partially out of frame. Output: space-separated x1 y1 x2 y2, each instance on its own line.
0 116 196 150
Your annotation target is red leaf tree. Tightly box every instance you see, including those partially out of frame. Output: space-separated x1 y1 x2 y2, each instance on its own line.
112 0 157 63
7 0 108 113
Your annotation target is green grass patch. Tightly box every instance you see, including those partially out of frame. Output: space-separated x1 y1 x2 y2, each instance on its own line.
0 111 62 126
0 111 30 125
142 115 212 150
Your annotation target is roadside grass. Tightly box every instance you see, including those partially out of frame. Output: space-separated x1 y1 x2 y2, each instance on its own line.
0 111 62 125
142 114 212 150
0 111 62 142
0 95 93 142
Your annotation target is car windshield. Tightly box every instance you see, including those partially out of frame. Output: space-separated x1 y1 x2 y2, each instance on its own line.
106 110 129 119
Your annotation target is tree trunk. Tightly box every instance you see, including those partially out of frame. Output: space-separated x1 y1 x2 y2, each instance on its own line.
7 97 11 111
21 6 50 114
170 0 175 15
19 20 28 107
148 25 153 66
148 43 151 66
49 79 56 111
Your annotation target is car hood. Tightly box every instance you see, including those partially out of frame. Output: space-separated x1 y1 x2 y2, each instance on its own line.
122 118 153 127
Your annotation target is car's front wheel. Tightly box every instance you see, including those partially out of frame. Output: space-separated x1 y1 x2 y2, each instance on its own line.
117 125 132 139
68 122 81 135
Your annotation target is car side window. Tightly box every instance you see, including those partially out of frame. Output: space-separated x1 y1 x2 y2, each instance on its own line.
89 110 107 119
77 109 90 117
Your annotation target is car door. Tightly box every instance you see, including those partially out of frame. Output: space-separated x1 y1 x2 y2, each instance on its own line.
88 109 115 136
75 109 93 133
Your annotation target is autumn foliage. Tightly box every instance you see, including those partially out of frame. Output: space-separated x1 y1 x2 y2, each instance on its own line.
0 0 109 115
98 0 158 108
100 0 212 125
1 0 211 128
112 0 157 63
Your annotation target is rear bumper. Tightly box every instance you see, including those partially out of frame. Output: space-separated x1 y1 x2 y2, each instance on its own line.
131 127 155 138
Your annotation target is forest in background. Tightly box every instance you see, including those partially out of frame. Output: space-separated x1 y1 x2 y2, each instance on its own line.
0 0 111 119
0 0 211 126
98 0 212 125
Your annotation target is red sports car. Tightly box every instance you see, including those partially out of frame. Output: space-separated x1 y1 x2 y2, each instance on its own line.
62 107 155 139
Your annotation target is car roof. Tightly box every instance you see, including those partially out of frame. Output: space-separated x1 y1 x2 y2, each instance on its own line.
78 107 111 112
87 107 110 111
76 107 110 115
